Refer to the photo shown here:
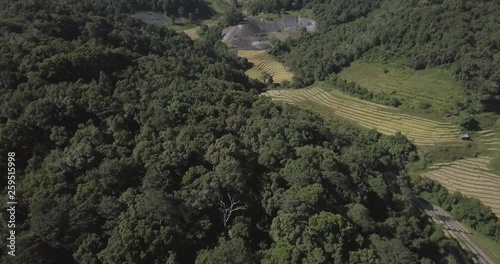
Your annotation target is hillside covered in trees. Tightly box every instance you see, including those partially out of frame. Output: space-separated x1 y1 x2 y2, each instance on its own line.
266 0 500 114
0 0 478 263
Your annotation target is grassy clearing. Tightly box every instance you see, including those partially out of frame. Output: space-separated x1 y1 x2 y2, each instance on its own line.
286 9 314 18
338 61 466 114
467 230 500 264
206 0 233 15
183 27 201 39
238 50 293 83
263 84 462 146
182 19 218 40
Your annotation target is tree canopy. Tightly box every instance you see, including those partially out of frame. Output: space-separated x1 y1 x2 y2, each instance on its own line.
0 0 477 263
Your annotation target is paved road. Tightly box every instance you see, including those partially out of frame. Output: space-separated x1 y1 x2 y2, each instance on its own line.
412 197 496 264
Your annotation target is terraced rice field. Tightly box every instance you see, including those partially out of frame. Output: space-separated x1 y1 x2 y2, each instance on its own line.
338 61 465 113
263 86 461 146
245 66 265 80
422 157 500 216
237 50 293 83
479 129 500 152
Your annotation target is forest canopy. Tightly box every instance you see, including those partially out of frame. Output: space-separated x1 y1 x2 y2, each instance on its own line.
0 0 495 263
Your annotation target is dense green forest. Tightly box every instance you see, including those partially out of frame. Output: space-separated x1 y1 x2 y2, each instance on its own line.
0 0 212 18
0 0 480 263
267 0 500 114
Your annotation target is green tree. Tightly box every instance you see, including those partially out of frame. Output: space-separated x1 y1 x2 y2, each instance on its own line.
370 235 417 264
195 238 254 264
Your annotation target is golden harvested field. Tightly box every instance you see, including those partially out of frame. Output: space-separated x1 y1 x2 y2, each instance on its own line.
237 50 293 83
422 157 500 216
183 27 200 40
263 86 462 146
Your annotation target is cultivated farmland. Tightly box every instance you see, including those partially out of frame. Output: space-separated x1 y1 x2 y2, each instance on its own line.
479 129 500 152
422 156 500 216
238 50 293 83
263 85 461 146
338 61 465 113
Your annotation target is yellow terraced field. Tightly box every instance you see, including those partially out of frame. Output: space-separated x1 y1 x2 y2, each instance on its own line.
263 86 461 146
422 157 500 216
237 50 293 83
183 27 200 40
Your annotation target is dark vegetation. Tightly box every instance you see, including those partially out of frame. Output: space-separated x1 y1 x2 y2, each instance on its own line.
413 176 500 242
0 0 471 263
82 0 211 19
246 0 317 16
221 0 244 26
265 0 500 115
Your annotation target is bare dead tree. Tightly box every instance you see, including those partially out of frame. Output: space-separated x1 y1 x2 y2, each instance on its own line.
218 193 247 229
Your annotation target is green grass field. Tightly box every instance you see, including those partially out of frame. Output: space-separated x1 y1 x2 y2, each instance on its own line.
467 228 500 264
206 0 233 15
182 19 217 40
244 66 266 80
338 61 466 114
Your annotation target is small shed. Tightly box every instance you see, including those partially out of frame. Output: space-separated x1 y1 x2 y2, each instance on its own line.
458 134 471 140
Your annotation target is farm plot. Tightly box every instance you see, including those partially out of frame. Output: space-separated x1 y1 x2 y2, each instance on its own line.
479 129 500 152
263 86 461 146
422 157 500 216
338 61 466 114
238 50 293 83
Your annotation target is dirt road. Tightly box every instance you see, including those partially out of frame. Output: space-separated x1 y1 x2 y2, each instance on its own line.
412 197 496 264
